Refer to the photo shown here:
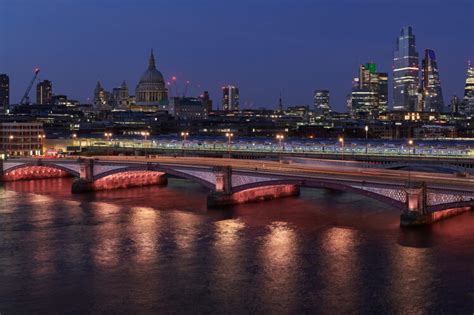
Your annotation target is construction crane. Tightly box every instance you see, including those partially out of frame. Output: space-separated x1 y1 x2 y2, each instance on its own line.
183 80 190 98
20 68 40 105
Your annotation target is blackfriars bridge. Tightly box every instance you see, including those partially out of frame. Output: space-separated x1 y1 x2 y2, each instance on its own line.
1 156 473 226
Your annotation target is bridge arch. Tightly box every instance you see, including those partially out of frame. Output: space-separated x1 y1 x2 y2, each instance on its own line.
92 164 216 190
429 200 474 212
3 162 79 179
232 178 407 211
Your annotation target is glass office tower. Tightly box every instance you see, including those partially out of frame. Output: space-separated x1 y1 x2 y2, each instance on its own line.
393 26 419 111
313 90 331 117
350 63 388 119
222 85 239 111
463 61 474 116
421 49 444 113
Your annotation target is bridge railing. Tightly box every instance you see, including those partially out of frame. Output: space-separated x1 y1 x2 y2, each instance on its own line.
68 138 474 159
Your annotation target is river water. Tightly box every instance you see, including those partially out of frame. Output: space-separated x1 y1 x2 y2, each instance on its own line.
1 178 473 313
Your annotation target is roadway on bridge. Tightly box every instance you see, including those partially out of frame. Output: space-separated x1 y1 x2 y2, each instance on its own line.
83 156 474 190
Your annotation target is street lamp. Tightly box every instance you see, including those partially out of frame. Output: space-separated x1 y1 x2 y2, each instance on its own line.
140 131 150 156
104 132 113 155
339 137 345 160
364 125 369 154
181 131 189 142
140 131 150 141
276 134 284 150
181 131 189 156
38 134 46 156
225 132 233 158
72 133 81 153
104 132 112 141
407 139 414 181
408 139 414 157
8 135 14 156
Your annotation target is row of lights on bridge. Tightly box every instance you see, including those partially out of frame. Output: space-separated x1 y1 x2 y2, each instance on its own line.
6 129 415 148
30 127 416 159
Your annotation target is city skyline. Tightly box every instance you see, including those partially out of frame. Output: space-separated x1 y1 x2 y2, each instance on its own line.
1 0 473 111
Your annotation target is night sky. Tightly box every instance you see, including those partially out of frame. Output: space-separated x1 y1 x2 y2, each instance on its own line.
1 0 473 111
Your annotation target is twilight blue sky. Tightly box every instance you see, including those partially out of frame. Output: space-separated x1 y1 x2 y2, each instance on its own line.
1 0 473 111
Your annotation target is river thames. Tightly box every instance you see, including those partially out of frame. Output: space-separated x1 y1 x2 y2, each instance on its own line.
1 178 473 313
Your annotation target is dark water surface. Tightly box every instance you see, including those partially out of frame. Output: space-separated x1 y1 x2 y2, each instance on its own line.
1 178 473 314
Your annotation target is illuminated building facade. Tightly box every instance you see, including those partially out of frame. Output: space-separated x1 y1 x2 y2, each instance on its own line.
200 91 212 117
393 26 420 111
0 122 44 156
463 61 474 116
168 97 205 120
313 90 331 117
0 74 9 113
449 95 461 114
36 80 53 105
350 63 388 119
421 49 444 113
222 85 239 111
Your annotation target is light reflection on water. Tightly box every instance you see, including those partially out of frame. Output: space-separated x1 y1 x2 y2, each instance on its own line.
388 244 435 313
258 222 300 313
319 227 361 313
211 219 246 309
91 202 122 269
128 207 160 265
0 178 473 313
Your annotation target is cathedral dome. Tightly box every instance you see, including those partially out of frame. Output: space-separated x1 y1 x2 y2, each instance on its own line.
137 49 165 87
135 49 168 108
139 68 164 84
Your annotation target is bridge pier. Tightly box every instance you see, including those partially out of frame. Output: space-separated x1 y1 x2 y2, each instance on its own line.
400 182 432 226
400 181 473 226
71 158 95 193
207 166 300 207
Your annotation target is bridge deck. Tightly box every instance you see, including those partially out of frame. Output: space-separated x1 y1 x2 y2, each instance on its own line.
6 156 471 191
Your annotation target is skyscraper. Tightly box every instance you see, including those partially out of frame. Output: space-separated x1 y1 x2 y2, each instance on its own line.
313 90 330 117
421 49 444 112
200 91 213 118
350 63 388 119
36 80 53 105
449 95 461 114
393 26 420 111
378 73 389 113
222 85 239 111
463 61 474 116
0 74 9 113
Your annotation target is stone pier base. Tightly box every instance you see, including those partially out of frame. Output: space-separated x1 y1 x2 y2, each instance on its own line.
71 179 94 193
400 207 472 227
72 172 167 193
207 184 300 207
